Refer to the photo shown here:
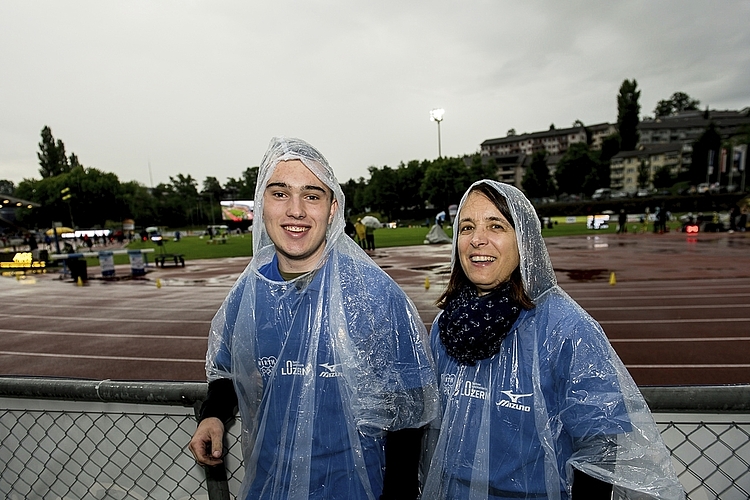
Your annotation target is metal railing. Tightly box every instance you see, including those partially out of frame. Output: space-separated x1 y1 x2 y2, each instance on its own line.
1 377 748 500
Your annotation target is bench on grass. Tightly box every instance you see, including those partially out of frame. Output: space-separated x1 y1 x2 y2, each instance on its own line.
155 253 185 267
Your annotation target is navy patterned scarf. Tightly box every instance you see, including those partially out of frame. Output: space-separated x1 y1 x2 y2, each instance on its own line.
438 282 521 366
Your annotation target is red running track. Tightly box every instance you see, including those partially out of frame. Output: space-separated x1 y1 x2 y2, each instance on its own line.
1 231 748 386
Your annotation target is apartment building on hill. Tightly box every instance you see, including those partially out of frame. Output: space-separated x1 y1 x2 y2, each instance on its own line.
479 108 748 192
639 108 750 146
480 122 617 188
610 143 692 193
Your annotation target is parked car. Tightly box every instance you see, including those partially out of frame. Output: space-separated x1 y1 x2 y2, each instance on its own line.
592 188 611 200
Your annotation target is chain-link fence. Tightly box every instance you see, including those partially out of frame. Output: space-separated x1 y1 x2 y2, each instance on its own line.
1 378 748 499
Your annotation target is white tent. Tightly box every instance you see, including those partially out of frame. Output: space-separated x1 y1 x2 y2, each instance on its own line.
423 224 451 244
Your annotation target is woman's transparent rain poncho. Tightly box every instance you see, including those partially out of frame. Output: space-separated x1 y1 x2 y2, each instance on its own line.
204 138 438 500
422 180 685 500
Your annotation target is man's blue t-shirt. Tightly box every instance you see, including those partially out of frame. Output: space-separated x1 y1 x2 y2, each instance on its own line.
214 254 432 500
246 259 382 499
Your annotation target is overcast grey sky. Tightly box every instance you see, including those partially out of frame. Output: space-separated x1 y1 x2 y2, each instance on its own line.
2 1 749 190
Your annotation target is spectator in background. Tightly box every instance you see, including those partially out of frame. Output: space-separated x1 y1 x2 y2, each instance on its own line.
365 223 376 252
355 217 366 248
27 232 38 251
617 208 628 234
345 219 356 239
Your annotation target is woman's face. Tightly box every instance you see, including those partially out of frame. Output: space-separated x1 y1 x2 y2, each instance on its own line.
457 191 520 296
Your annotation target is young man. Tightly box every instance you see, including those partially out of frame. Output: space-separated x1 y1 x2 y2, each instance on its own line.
189 137 437 500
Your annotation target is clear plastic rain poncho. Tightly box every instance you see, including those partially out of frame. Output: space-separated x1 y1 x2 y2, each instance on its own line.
205 137 438 500
422 180 684 500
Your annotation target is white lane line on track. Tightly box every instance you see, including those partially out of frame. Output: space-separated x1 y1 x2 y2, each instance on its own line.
566 284 750 294
0 313 208 324
0 328 205 340
600 317 750 324
587 304 750 311
562 280 750 287
0 351 203 363
610 337 750 342
0 302 220 313
574 293 750 302
626 364 750 369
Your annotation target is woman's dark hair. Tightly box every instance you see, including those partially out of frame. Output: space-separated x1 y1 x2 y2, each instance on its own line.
436 183 534 310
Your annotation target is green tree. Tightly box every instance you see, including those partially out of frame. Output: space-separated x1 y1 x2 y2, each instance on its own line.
15 166 126 229
69 153 82 170
654 91 701 118
617 79 641 151
37 126 70 178
341 177 367 215
148 174 200 227
201 176 224 200
240 166 259 199
554 143 598 197
219 166 258 203
690 122 722 185
396 160 427 211
600 134 621 163
119 180 158 226
652 165 674 189
522 150 555 199
201 176 224 224
637 159 651 189
0 179 14 195
363 165 400 220
420 156 470 219
67 166 125 228
171 174 200 226
467 154 497 183
15 176 66 228
223 177 243 202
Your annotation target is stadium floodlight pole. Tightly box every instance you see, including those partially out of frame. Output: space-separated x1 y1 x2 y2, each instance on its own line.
430 108 445 158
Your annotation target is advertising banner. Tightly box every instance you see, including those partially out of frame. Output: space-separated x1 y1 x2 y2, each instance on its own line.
128 250 146 276
99 251 115 278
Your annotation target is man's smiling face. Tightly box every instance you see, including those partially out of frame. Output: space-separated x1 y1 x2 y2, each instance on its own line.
262 160 338 274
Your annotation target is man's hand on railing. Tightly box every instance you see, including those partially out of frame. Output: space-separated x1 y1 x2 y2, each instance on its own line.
189 417 226 466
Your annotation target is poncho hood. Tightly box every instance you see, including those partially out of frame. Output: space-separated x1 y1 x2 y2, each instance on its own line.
449 179 557 301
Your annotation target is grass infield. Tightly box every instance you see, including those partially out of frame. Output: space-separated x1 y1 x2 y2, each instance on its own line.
96 219 679 266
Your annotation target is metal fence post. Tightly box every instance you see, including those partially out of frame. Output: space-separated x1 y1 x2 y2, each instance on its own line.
193 399 231 500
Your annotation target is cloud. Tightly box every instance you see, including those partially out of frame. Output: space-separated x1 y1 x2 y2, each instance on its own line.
1 0 748 188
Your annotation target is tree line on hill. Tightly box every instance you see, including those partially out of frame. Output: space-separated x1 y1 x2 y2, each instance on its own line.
2 80 745 231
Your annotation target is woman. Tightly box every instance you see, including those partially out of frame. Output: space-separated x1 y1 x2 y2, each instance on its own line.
422 180 684 500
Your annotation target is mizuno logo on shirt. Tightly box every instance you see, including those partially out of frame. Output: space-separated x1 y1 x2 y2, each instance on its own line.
497 390 532 412
318 362 343 378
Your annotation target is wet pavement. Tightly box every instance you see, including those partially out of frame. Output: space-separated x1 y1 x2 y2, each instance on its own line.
124 230 750 327
16 230 750 332
2 230 749 385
